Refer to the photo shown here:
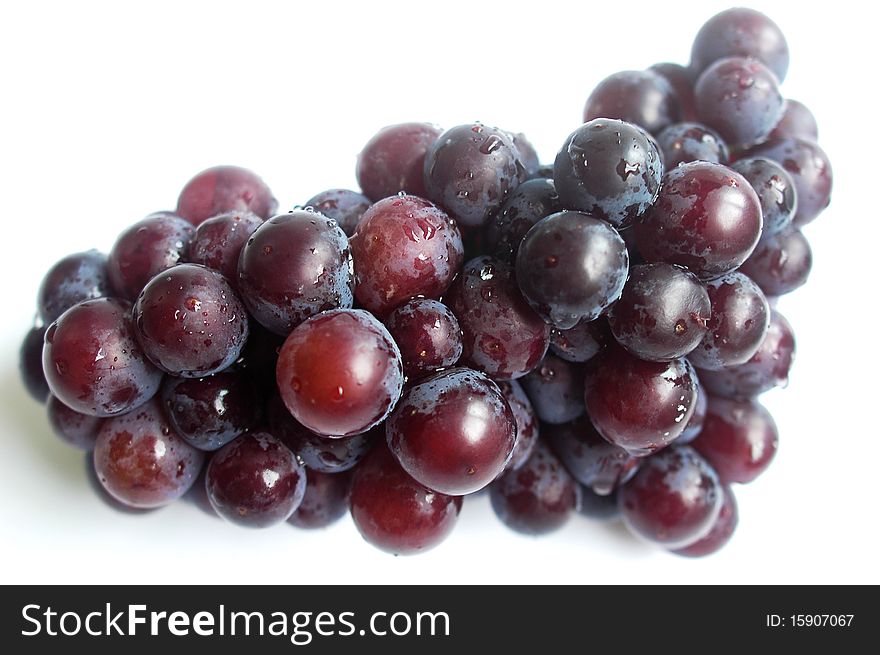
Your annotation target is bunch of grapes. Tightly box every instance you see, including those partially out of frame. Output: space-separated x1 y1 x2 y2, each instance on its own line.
19 8 831 557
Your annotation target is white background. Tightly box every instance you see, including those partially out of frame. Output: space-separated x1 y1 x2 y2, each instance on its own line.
1 0 877 585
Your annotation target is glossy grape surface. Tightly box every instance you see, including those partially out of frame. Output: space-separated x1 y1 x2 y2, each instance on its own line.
549 318 609 363
739 227 811 297
289 468 353 529
672 484 738 557
176 166 277 226
384 298 462 378
497 380 539 472
649 63 697 121
47 394 104 450
38 250 111 324
356 122 442 201
187 210 263 283
20 326 49 402
485 178 560 263
656 122 728 169
304 189 371 236
768 99 818 141
521 354 585 425
583 70 681 135
730 157 797 239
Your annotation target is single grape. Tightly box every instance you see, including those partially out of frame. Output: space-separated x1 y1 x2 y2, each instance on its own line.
656 122 728 169
205 432 306 528
607 263 711 361
746 138 832 227
545 416 640 495
730 157 797 239
187 210 263 283
20 325 49 402
509 132 541 178
107 213 194 300
93 398 204 508
553 119 662 228
579 487 621 521
386 367 516 495
237 211 354 335
698 310 795 399
384 298 463 379
490 441 580 536
47 394 104 450
350 443 462 555
349 194 463 317
515 211 629 328
276 309 403 437
267 393 376 473
690 7 789 82
649 63 697 121
672 484 738 557
304 189 371 236
634 161 762 280
43 298 163 417
692 397 778 484
133 263 249 377
289 468 353 529
496 380 539 472
695 57 784 147
549 318 610 363
739 227 811 297
423 123 526 228
520 354 585 425
582 70 681 135
356 122 442 201
445 256 550 380
768 99 818 141
176 166 277 226
485 178 561 263
584 347 697 456
38 250 111 324
677 379 708 444
160 370 260 451
619 445 723 548
688 272 770 370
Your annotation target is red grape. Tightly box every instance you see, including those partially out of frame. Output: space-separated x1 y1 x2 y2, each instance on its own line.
176 165 277 226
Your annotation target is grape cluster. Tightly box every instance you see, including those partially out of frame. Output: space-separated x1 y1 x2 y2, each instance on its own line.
20 8 831 557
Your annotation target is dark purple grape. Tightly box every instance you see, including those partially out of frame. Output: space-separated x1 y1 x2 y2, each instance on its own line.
739 227 811 297
386 367 516 495
649 63 697 121
350 443 462 555
134 263 249 377
445 256 550 380
545 417 640 495
607 263 710 361
176 166 277 226
276 309 403 437
585 347 697 456
690 8 789 82
44 298 163 417
497 380 539 472
423 123 526 228
634 161 762 280
698 310 795 399
747 138 832 227
356 122 442 201
187 210 263 283
549 318 610 363
267 393 376 473
677 379 708 444
688 272 770 371
582 70 681 135
509 132 540 177
349 195 463 317
20 325 49 402
205 432 306 528
695 57 784 147
237 211 354 335
656 122 729 169
579 487 621 521
93 398 204 508
520 354 585 425
384 298 463 378
107 213 194 300
553 119 663 228
769 99 818 141
47 394 104 450
619 445 723 548
304 189 371 237
160 370 260 451
38 250 111 324
730 157 797 238
485 178 561 263
516 211 629 328
692 397 778 484
289 468 352 529
672 484 738 557
490 441 580 536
